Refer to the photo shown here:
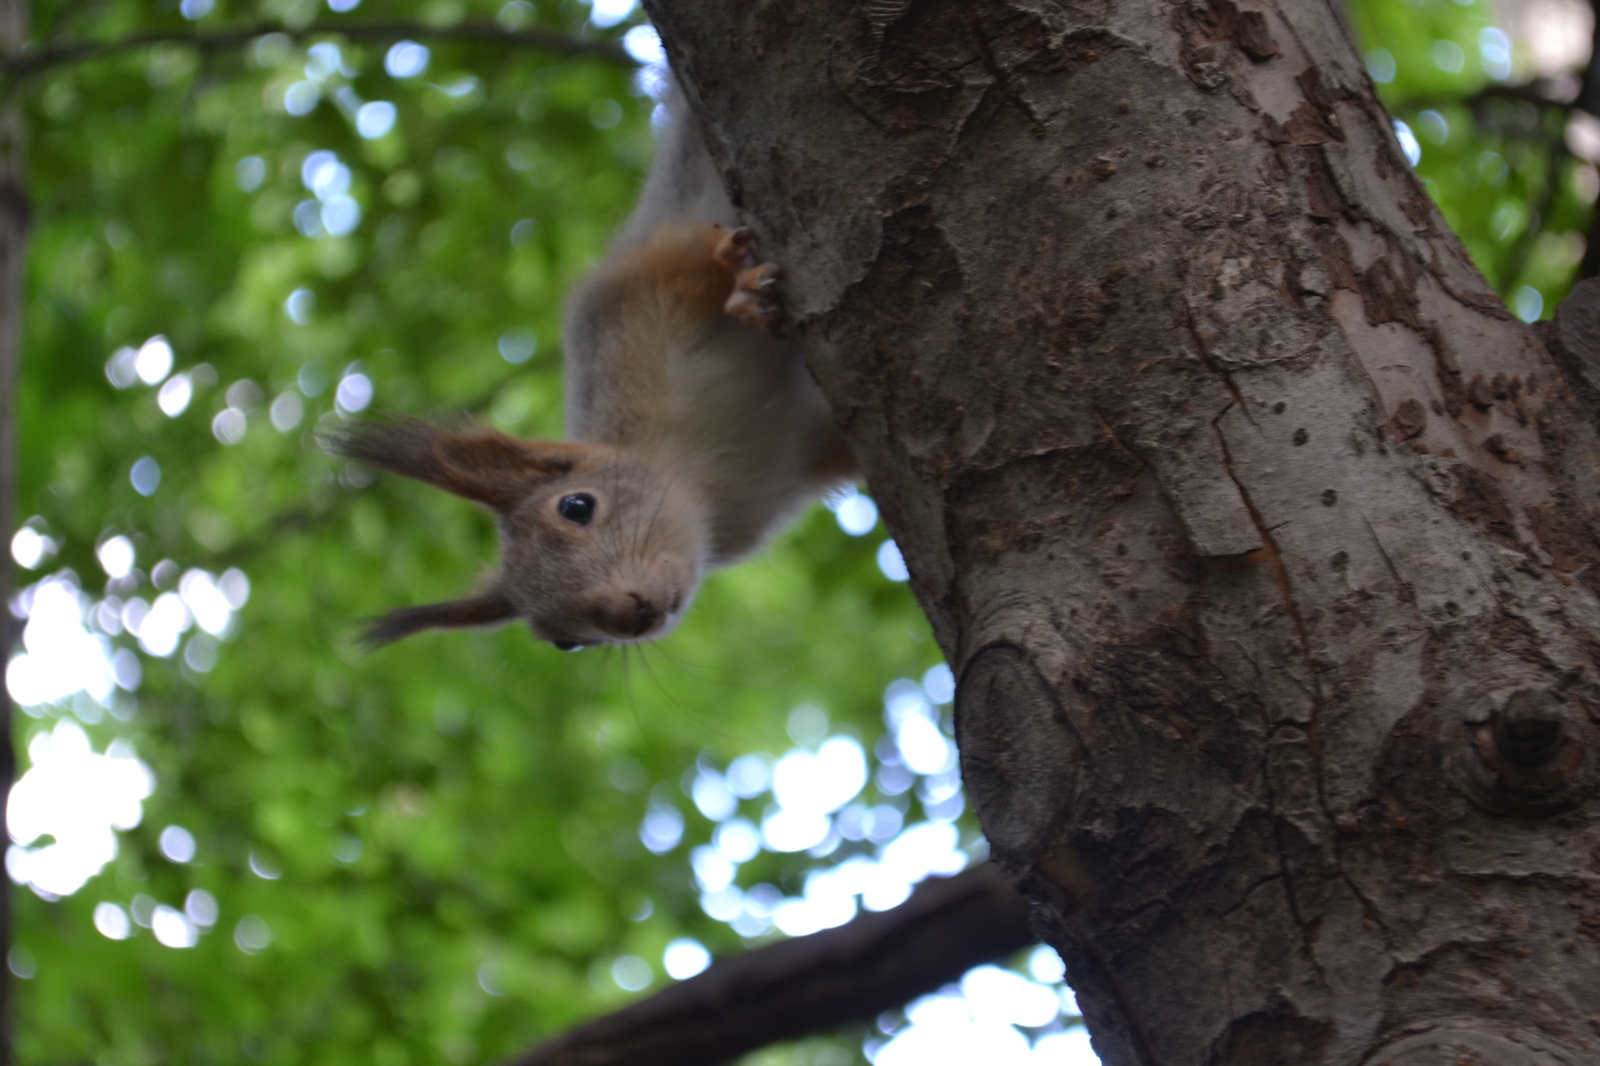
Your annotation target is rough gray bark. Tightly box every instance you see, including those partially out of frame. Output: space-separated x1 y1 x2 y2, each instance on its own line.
0 0 24 1058
645 1 1600 1063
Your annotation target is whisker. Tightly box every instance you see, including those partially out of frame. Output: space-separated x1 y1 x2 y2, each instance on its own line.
597 457 625 572
631 640 740 739
633 462 669 564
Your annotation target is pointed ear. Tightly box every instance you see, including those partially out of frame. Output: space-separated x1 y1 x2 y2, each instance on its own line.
359 589 519 647
324 418 590 509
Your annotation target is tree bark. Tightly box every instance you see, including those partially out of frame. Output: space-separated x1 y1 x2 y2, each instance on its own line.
508 864 1034 1066
646 1 1600 1063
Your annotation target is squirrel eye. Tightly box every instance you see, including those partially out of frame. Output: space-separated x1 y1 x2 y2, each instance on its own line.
557 493 596 525
552 641 584 652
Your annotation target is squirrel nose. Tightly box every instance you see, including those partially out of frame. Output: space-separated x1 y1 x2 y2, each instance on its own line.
625 593 661 637
593 593 661 639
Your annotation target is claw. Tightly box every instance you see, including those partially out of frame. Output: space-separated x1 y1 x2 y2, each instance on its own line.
726 262 786 336
714 226 759 270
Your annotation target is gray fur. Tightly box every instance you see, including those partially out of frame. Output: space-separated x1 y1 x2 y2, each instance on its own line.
334 83 854 649
613 81 739 248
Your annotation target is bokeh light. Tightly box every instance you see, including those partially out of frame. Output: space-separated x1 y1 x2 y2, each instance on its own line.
356 101 396 139
622 25 665 66
639 802 684 854
270 391 304 431
94 901 131 940
6 721 155 898
234 915 273 954
284 288 315 325
335 367 374 413
134 336 173 385
234 155 265 192
877 541 909 582
827 488 879 536
10 523 56 570
384 41 429 79
6 575 118 707
642 665 1099 1061
498 328 538 364
589 0 635 28
157 372 191 416
662 937 710 980
159 825 196 864
610 955 652 991
129 456 161 496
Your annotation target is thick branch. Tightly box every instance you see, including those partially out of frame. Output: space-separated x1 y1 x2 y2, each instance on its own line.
0 19 633 81
507 864 1034 1066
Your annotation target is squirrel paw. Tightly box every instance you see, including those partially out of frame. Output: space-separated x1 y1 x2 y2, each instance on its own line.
725 263 786 337
716 229 785 336
714 226 759 270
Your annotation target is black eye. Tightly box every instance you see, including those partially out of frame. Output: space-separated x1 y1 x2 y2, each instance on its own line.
558 493 596 525
552 641 583 652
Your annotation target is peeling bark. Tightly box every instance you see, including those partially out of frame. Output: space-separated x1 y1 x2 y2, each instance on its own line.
647 1 1600 1062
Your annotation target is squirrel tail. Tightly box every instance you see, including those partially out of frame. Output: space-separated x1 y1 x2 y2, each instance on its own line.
359 589 518 647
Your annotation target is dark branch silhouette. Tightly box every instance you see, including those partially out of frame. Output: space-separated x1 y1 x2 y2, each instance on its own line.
1503 137 1572 293
1581 0 1600 277
507 863 1036 1066
0 19 634 81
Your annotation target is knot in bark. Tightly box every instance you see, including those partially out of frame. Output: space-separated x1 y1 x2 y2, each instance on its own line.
955 642 1082 879
1489 688 1568 768
1450 686 1593 817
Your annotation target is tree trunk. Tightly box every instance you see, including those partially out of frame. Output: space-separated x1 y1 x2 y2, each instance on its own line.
646 1 1600 1063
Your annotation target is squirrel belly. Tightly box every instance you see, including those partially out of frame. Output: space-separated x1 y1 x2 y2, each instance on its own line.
326 81 856 649
562 220 853 565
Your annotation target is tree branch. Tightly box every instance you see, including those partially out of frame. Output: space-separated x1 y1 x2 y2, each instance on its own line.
1470 81 1578 111
1579 0 1600 118
0 19 634 81
506 863 1035 1066
1581 0 1600 278
1503 137 1571 294
1399 81 1579 119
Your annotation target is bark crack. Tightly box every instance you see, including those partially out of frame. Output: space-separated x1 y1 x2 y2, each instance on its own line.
1186 319 1328 786
1336 865 1392 937
1268 815 1331 985
1220 870 1286 918
1186 317 1364 979
958 1 1046 137
1363 515 1425 623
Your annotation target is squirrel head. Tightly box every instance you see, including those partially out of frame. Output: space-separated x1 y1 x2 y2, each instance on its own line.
325 419 706 649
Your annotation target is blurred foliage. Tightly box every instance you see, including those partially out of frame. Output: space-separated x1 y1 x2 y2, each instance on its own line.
8 0 936 1062
9 0 1597 1063
1349 0 1598 318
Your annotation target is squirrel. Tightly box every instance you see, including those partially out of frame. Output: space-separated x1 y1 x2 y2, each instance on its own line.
327 84 856 650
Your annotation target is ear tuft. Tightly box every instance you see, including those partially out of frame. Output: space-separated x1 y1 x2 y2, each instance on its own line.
323 418 590 509
358 589 519 648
